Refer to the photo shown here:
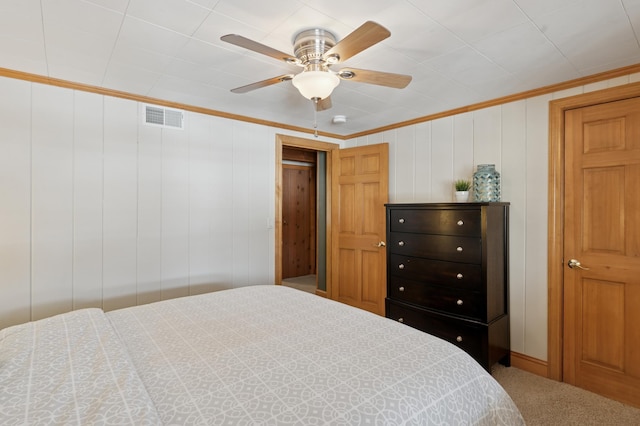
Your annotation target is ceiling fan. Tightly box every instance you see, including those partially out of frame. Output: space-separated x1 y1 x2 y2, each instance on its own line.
220 21 412 111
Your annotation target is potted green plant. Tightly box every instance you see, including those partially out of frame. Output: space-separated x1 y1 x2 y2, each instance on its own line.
454 179 471 202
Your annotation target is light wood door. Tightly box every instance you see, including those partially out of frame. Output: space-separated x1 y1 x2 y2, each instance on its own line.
330 143 388 315
563 97 640 407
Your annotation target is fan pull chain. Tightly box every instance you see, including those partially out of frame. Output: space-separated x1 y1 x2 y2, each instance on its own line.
313 98 318 138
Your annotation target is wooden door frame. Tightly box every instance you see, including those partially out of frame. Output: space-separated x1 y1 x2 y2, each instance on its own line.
547 80 640 381
275 134 340 297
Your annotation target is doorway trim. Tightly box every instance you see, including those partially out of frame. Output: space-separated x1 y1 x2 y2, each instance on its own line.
547 80 640 381
275 134 340 296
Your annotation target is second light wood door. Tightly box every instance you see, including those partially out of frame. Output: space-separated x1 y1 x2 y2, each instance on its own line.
331 143 388 315
563 96 640 407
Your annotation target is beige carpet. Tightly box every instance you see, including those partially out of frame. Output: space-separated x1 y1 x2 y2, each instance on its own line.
492 365 640 425
281 274 316 294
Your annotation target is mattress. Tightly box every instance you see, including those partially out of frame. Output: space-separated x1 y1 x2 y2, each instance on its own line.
0 285 525 425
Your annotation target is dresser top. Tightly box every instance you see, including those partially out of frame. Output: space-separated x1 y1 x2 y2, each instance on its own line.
385 202 510 208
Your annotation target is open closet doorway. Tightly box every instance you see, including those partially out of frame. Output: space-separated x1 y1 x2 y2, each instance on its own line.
275 134 339 297
281 147 317 288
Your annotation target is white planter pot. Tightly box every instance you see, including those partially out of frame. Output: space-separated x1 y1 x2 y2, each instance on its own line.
455 191 469 202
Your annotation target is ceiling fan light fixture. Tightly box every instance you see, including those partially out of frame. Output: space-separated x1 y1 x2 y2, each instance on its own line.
325 53 340 64
292 70 340 100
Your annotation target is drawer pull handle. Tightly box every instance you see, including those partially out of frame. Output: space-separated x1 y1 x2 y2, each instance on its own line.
398 317 404 323
457 220 464 226
398 218 405 224
456 336 463 343
399 286 405 292
456 299 463 306
456 246 463 252
398 241 405 247
398 264 405 270
456 273 463 279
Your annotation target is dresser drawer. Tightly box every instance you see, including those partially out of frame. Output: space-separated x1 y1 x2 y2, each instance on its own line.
388 277 486 321
388 233 481 263
386 300 484 362
389 254 482 286
389 208 481 236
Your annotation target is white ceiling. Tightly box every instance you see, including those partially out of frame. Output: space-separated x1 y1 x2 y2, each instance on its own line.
1 0 639 136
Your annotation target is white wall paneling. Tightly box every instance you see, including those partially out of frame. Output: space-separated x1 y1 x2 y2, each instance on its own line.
472 106 503 168
394 126 416 203
207 117 235 290
430 117 455 201
452 112 474 194
246 125 273 285
384 130 398 202
137 115 163 305
187 113 216 296
231 123 252 287
0 78 31 329
102 97 139 312
228 122 275 287
414 122 432 201
3 71 640 363
161 124 190 301
73 90 104 310
31 84 74 321
0 75 345 329
523 94 552 360
500 100 527 354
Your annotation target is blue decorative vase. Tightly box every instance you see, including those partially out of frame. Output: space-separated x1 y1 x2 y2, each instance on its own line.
473 164 501 202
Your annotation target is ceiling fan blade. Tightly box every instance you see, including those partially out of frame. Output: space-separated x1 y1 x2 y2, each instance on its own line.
323 21 390 63
338 68 412 89
315 97 332 111
221 34 299 64
230 74 294 94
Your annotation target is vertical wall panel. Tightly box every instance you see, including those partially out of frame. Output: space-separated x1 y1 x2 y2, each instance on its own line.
232 122 251 287
247 125 273 284
453 112 474 198
394 127 416 202
414 122 432 201
137 119 162 305
501 100 527 353
382 130 398 202
73 90 104 310
0 78 31 328
31 84 74 320
430 117 454 201
473 105 502 168
188 113 216 295
161 126 190 300
524 94 552 360
369 133 385 145
102 96 138 311
266 129 277 284
344 137 358 148
209 117 235 289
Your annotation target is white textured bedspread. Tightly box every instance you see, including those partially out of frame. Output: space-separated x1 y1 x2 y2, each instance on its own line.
0 308 160 425
107 285 524 425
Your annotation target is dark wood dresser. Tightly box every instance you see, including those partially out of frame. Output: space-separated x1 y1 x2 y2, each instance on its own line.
385 202 510 371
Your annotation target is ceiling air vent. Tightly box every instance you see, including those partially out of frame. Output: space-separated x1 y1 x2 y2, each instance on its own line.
144 104 184 129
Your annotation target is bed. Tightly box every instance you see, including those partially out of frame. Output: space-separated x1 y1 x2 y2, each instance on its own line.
1 285 524 425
